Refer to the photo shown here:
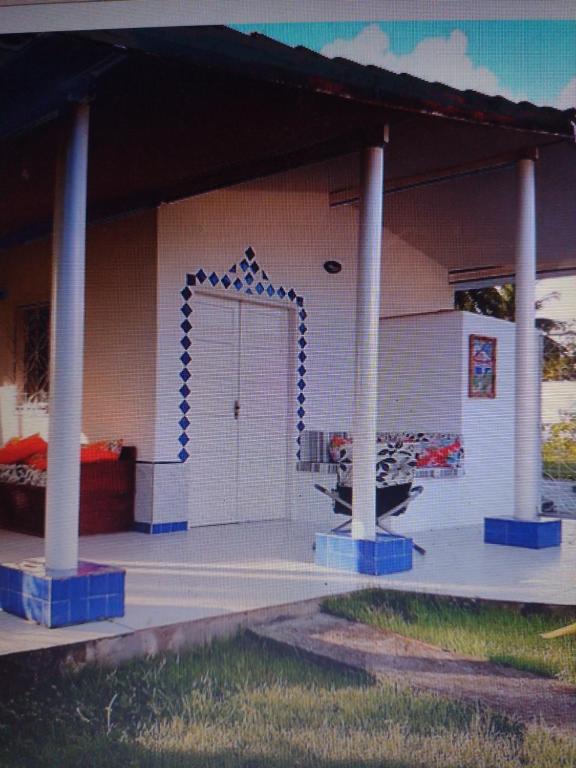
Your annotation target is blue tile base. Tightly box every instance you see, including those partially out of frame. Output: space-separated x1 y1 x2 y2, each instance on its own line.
315 531 413 575
0 559 125 628
132 521 188 534
484 517 562 549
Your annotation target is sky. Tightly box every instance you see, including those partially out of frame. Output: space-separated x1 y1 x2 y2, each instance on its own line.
233 20 576 107
235 20 576 322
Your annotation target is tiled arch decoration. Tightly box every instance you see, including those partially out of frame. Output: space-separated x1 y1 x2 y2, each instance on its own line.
178 247 308 462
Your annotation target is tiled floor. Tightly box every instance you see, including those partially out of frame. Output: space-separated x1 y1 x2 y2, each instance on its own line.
1 515 575 656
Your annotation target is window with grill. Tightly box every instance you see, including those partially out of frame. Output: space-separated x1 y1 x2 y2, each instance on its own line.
18 303 50 402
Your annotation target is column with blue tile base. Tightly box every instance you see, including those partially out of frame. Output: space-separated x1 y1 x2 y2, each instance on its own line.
0 559 125 628
484 517 561 549
483 159 562 552
315 531 413 575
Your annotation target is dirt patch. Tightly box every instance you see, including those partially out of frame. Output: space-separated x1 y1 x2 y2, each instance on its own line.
252 613 576 733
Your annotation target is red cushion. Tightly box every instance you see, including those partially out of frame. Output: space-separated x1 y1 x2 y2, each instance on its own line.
25 452 48 471
24 444 122 468
417 441 461 468
0 434 48 465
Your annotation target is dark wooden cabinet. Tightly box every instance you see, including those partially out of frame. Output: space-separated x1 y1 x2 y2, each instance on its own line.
0 447 136 536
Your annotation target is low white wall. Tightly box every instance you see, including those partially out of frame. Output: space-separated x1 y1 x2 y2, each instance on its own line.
458 312 516 527
389 312 516 533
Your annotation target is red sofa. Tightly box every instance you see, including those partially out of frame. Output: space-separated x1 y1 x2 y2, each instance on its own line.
0 447 136 536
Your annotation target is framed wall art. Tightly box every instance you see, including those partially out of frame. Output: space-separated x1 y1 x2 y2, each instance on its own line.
469 335 497 398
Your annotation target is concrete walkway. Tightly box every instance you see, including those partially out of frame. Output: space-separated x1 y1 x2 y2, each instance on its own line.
1 517 575 663
254 613 576 733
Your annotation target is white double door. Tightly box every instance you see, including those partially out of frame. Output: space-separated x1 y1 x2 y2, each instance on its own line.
187 293 291 526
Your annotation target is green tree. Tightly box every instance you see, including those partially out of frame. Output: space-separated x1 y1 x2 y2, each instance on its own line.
454 284 575 381
542 410 576 480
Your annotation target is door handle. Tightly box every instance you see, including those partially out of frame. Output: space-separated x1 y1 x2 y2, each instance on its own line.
234 400 240 420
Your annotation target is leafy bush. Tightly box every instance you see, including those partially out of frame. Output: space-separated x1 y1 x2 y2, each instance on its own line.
542 411 576 479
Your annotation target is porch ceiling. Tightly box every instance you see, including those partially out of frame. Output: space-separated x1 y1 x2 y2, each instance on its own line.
0 26 575 279
384 139 576 282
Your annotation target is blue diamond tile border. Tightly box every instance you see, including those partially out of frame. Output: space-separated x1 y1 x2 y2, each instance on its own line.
179 249 307 462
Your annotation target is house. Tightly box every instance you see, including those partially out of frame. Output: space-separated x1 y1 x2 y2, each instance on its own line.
0 27 575 626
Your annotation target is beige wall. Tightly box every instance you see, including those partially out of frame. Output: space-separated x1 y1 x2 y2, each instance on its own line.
0 209 159 458
83 210 158 457
380 230 454 318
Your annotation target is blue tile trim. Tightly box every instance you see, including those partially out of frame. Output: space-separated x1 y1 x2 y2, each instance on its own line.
0 560 125 628
484 517 562 549
315 531 413 575
132 521 188 534
180 248 307 461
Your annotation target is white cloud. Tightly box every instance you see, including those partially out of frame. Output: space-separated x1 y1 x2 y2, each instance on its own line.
320 25 525 102
556 77 576 110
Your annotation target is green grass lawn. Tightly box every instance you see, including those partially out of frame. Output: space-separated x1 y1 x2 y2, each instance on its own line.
1 631 576 768
322 589 576 684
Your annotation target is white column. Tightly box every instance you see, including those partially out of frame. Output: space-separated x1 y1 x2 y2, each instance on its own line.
351 143 385 541
45 103 90 572
514 157 540 521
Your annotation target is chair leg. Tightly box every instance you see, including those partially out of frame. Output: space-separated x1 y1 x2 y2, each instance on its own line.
375 486 426 555
313 517 350 550
377 516 426 555
314 482 426 553
331 518 352 534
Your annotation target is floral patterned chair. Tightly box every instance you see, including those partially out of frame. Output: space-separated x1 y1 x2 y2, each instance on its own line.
314 435 425 554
